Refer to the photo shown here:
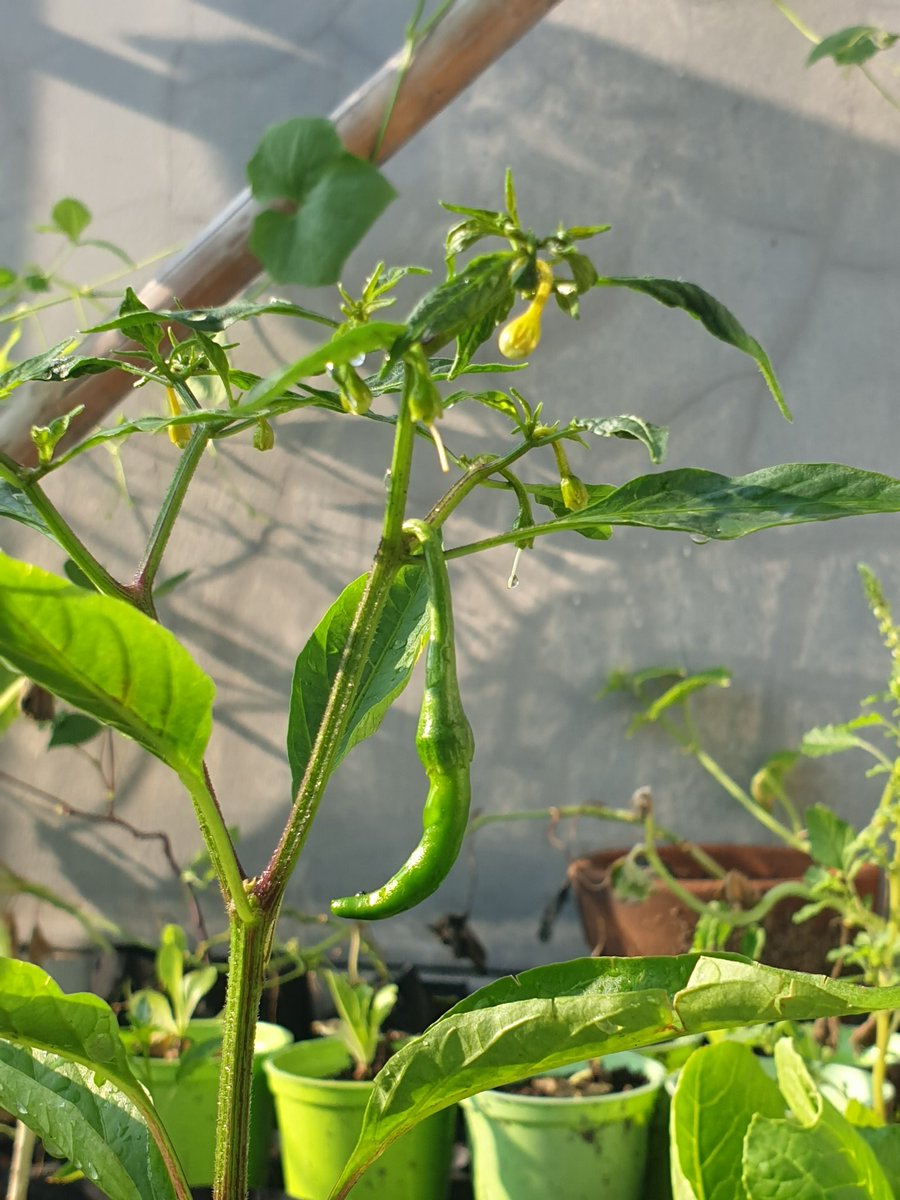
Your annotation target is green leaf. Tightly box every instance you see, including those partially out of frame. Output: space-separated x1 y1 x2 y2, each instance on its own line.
47 711 104 748
808 26 899 67
84 298 336 336
0 669 25 736
288 564 429 794
333 954 900 1197
527 482 614 540
630 668 731 728
670 1042 784 1200
392 251 517 359
801 722 874 758
859 1126 900 1194
540 464 900 541
442 388 519 422
240 321 403 414
0 1043 179 1200
0 480 55 542
30 404 85 466
743 1040 893 1199
0 340 84 401
49 198 92 242
574 415 668 464
247 117 396 287
804 804 856 871
595 276 789 420
0 957 138 1078
0 555 214 782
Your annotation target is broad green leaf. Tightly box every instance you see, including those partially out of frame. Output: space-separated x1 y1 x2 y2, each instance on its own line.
804 804 856 871
528 482 614 540
49 198 91 242
0 480 55 541
0 957 133 1073
670 1042 784 1200
575 415 668 464
247 117 396 287
0 1043 180 1200
631 668 731 727
595 276 789 420
859 1126 900 1194
743 1040 893 1199
808 26 899 67
84 298 336 336
241 321 404 414
539 464 900 541
392 250 517 359
801 722 874 758
288 564 429 793
0 555 214 781
332 954 900 1198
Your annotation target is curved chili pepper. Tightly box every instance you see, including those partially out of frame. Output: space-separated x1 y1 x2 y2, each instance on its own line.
330 519 474 919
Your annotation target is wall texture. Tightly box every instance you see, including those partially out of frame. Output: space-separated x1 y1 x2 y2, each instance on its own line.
2 1 900 975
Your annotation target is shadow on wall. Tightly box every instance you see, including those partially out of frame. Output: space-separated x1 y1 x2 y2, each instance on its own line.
2 7 900 965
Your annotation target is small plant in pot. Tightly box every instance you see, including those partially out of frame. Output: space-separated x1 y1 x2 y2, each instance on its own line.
461 1052 666 1200
123 925 291 1190
264 968 455 1200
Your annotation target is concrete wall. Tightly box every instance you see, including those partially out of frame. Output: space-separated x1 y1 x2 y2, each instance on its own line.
2 1 900 974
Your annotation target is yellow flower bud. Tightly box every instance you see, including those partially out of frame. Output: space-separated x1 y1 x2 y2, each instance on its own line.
498 259 554 360
498 303 544 360
560 473 589 512
166 387 192 448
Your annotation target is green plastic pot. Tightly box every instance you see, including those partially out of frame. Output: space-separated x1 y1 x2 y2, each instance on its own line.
264 1036 456 1200
461 1052 666 1200
128 1018 292 1189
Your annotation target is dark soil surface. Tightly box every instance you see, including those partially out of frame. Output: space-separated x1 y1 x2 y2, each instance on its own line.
501 1060 648 1098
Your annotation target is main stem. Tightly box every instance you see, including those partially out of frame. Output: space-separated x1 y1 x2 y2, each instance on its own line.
211 392 419 1200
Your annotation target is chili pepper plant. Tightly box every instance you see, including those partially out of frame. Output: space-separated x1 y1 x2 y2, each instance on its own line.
6 119 900 1200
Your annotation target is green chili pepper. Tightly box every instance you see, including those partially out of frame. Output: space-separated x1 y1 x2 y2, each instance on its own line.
331 361 373 415
330 519 474 920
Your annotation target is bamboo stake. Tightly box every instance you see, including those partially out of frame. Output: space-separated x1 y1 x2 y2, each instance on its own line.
0 0 563 464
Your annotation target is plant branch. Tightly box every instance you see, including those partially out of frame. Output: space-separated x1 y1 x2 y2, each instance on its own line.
0 451 130 602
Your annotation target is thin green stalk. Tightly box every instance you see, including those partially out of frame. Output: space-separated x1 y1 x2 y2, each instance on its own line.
692 746 805 849
183 768 253 926
134 425 208 602
212 911 271 1200
0 451 130 601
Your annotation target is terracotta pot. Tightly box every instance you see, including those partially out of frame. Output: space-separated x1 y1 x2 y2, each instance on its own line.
567 844 881 974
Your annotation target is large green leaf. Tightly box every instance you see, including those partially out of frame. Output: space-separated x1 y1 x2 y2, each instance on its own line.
332 954 900 1198
0 1044 179 1200
743 1040 893 1199
247 117 396 287
538 464 900 541
288 564 429 794
0 555 214 781
670 1042 784 1200
0 959 189 1200
595 275 788 419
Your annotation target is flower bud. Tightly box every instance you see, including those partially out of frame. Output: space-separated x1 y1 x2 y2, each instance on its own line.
166 387 192 448
560 473 589 512
332 362 373 415
253 418 275 451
